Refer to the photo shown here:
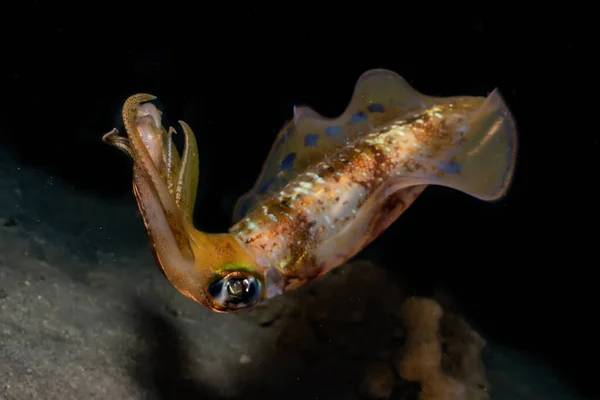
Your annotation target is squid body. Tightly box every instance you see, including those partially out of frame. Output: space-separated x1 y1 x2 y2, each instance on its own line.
103 69 517 313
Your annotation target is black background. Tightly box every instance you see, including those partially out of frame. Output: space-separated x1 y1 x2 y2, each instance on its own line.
2 2 597 396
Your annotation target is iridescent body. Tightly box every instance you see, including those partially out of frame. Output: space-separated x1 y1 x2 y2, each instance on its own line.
103 69 517 313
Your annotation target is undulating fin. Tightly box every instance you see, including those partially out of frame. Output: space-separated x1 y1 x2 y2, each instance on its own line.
430 89 517 201
232 69 439 222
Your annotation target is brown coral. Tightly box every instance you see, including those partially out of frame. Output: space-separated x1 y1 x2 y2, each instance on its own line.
396 297 489 400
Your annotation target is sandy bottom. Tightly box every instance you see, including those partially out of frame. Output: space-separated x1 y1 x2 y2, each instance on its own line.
0 150 584 400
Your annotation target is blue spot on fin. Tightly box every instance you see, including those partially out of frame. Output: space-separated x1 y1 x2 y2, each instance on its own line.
325 125 341 137
304 133 319 147
279 152 296 172
438 161 462 174
351 112 368 123
258 178 274 194
368 103 385 113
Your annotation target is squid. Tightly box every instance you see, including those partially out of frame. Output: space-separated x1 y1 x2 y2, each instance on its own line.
103 69 517 313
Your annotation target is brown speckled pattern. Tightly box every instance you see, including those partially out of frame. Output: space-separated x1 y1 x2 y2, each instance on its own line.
231 99 481 291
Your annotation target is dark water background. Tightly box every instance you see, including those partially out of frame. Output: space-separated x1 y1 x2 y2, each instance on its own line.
2 3 597 398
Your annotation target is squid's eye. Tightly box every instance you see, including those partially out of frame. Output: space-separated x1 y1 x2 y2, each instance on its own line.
208 274 262 309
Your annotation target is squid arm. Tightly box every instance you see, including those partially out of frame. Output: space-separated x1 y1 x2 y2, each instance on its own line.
103 94 266 312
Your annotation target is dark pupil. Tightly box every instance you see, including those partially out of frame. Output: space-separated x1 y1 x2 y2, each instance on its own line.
226 278 256 304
